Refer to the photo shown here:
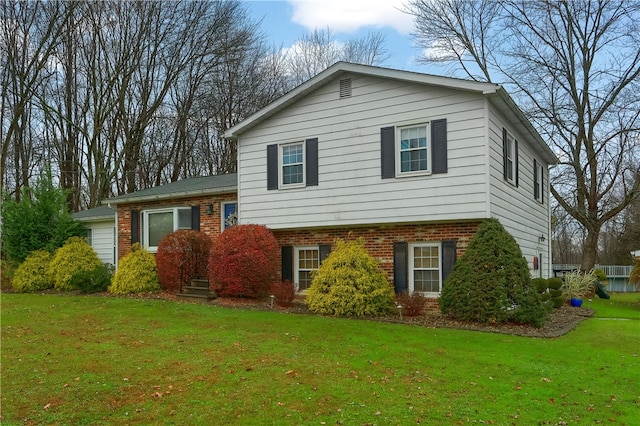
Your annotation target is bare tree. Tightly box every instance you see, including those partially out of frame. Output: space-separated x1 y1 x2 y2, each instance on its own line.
285 28 390 87
405 0 640 270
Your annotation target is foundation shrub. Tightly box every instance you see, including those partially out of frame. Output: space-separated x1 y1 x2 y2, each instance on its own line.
156 230 212 293
306 238 395 316
109 244 160 295
270 280 295 307
49 237 102 291
439 219 551 328
209 225 278 298
69 263 114 293
11 250 54 292
532 278 548 293
395 292 428 316
547 277 563 290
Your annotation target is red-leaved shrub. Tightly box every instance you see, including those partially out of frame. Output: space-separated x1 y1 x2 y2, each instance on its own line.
209 225 278 298
156 230 212 293
270 280 295 307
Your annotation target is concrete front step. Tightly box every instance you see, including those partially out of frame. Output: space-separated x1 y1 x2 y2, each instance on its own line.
177 278 217 302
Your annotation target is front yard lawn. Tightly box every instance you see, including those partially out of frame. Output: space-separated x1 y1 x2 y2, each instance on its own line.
2 293 638 425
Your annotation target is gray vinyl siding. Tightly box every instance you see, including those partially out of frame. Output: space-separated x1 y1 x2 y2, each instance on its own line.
238 74 490 229
488 107 551 277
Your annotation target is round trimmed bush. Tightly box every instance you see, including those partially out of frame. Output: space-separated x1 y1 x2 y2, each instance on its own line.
209 225 278 298
12 250 54 292
306 238 395 316
49 237 102 291
109 244 160 295
439 218 550 327
156 230 212 293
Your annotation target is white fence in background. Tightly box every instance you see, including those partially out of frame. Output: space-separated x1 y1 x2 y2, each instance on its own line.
552 264 636 292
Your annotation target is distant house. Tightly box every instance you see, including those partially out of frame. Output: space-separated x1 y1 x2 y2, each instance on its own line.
72 205 116 266
224 62 557 296
97 62 556 301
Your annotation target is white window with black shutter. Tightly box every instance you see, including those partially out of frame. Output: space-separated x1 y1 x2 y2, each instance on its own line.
502 128 519 187
267 138 318 190
381 119 447 179
139 206 199 252
394 240 457 296
533 159 544 203
281 244 331 292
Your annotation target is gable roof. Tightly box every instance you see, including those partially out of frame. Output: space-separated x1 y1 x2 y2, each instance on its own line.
104 173 237 205
224 62 557 164
72 205 115 222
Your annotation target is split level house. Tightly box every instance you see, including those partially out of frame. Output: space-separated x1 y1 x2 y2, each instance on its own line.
83 62 557 301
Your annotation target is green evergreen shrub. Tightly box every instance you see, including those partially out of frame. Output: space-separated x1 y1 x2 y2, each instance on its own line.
69 263 114 293
1 259 15 291
547 277 563 290
306 238 395 316
439 218 551 327
11 250 54 292
209 225 279 298
109 244 160 295
532 278 548 293
49 237 102 291
1 167 85 263
156 230 212 293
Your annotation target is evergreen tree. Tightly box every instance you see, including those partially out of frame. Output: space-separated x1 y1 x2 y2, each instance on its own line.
1 168 85 263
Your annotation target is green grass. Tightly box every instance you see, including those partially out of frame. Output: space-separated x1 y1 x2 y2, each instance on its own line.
2 293 639 425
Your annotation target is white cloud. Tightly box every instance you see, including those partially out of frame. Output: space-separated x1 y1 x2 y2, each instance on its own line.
288 0 413 35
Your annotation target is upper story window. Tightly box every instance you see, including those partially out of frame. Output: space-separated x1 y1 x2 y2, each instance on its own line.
381 119 447 179
142 207 191 252
281 142 305 186
267 139 318 190
534 159 544 203
398 124 429 175
502 128 518 186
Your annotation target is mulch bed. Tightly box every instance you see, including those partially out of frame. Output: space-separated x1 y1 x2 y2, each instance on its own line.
154 293 594 339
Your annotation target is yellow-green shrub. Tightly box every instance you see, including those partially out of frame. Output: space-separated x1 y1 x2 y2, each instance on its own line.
306 238 395 316
12 250 54 292
109 244 160 294
49 237 102 291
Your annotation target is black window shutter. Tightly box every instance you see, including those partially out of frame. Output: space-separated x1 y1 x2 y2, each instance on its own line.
533 159 539 200
514 139 519 187
306 138 318 186
502 127 508 181
319 244 331 264
267 144 278 190
281 245 293 282
541 166 544 204
381 126 395 179
431 118 447 174
191 205 200 231
441 240 457 287
131 209 140 244
393 242 408 294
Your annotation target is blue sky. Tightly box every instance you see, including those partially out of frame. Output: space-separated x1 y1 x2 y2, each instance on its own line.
244 0 434 73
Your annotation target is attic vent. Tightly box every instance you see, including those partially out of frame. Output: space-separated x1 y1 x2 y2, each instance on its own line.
339 78 352 98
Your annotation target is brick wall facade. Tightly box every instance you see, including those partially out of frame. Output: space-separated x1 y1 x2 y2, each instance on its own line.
272 221 482 307
115 193 236 261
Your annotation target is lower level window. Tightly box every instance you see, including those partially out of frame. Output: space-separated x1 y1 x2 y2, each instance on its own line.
409 243 441 295
142 207 191 251
294 247 319 291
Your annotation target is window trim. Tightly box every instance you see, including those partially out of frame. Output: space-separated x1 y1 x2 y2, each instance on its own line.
408 242 442 296
279 141 306 189
396 123 431 177
141 207 192 252
293 246 320 292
